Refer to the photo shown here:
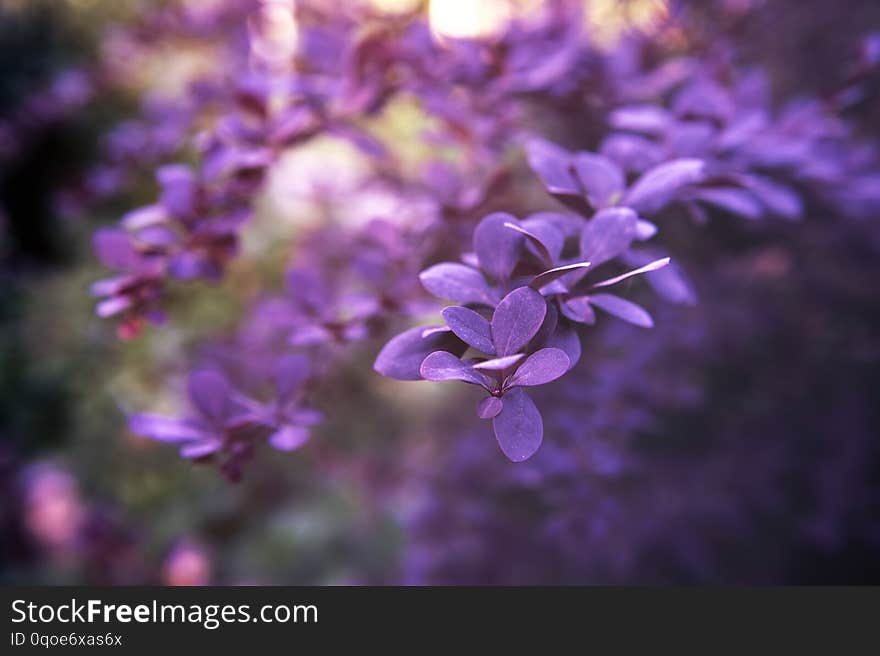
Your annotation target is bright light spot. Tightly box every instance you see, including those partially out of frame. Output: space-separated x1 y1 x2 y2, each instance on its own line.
249 0 300 67
428 0 514 41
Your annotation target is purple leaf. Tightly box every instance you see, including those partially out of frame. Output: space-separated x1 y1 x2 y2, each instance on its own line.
589 293 654 327
188 370 232 421
600 132 665 174
180 440 222 459
275 354 310 402
508 348 570 387
134 225 177 248
579 207 638 267
492 286 547 356
473 353 527 372
531 262 592 291
473 213 524 282
635 219 658 240
477 396 503 419
560 296 596 324
128 415 207 443
524 137 580 197
492 387 543 462
739 174 803 220
419 263 496 306
93 229 138 271
624 158 706 215
157 164 197 217
528 302 558 350
121 205 166 230
504 221 557 267
96 295 133 318
693 187 764 220
268 425 310 452
419 351 492 388
609 104 673 135
571 152 625 210
374 325 467 381
622 250 697 305
591 257 670 289
545 321 582 367
521 216 565 263
441 306 495 354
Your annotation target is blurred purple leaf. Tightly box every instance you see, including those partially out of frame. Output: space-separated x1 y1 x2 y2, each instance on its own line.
419 263 496 306
374 325 466 381
589 293 654 327
187 370 232 422
624 158 706 215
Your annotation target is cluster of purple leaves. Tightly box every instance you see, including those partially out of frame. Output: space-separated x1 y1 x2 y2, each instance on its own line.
375 206 672 460
130 355 321 483
78 0 880 474
402 213 880 583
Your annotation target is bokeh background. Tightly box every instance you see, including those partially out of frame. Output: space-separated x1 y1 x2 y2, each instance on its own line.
1 0 879 585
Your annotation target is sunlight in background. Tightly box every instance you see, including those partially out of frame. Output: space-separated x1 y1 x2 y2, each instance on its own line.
424 0 667 44
428 0 514 41
586 0 670 46
367 0 422 14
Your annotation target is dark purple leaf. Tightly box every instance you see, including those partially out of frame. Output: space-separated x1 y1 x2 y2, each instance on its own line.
477 396 503 419
374 325 467 381
521 216 565 263
492 387 543 462
545 320 582 367
441 306 495 354
504 221 559 267
589 293 654 327
529 302 558 350
508 348 570 387
579 207 638 267
492 286 547 356
473 213 524 282
560 296 596 324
